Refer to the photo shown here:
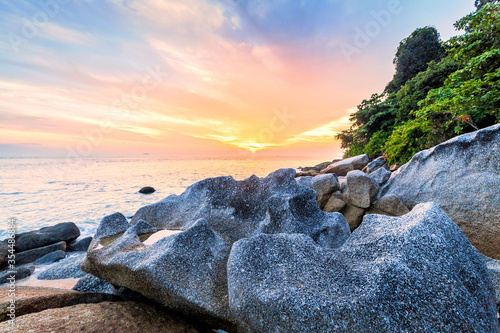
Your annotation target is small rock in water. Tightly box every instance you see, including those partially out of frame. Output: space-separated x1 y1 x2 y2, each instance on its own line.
139 186 155 194
34 250 66 265
11 222 80 253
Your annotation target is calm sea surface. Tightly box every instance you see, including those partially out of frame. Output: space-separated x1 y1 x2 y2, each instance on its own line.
0 156 326 239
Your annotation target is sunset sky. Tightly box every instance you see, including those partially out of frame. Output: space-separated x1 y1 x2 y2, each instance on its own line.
0 0 476 158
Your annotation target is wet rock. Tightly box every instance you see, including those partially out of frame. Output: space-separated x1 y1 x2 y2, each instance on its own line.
34 250 66 265
311 174 339 208
320 154 369 176
139 186 156 194
380 124 500 259
0 265 34 284
16 241 66 265
369 167 392 186
95 212 130 239
344 170 379 209
67 236 93 252
366 194 410 217
10 222 79 253
227 203 498 332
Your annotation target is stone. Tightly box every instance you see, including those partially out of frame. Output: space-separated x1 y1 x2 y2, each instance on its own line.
295 170 320 177
15 241 66 265
341 204 366 230
84 169 350 328
323 192 346 213
299 161 332 172
95 212 130 239
369 167 392 186
0 265 34 284
311 174 339 208
366 194 410 217
320 154 369 176
0 300 210 333
34 250 66 265
139 186 156 194
344 170 380 209
295 176 313 189
389 164 401 172
379 124 500 259
482 254 500 304
10 222 79 253
73 274 117 294
67 236 93 252
227 203 498 333
0 242 7 267
364 156 388 174
37 253 87 280
0 286 121 323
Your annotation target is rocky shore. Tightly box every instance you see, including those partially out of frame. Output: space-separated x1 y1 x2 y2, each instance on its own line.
1 124 499 332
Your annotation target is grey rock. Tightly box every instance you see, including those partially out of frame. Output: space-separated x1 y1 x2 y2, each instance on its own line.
311 174 339 208
0 242 7 267
34 250 66 265
379 124 500 259
0 265 34 284
369 167 392 186
323 192 346 213
482 254 500 304
365 156 388 174
389 164 401 172
227 203 498 333
295 170 320 177
345 170 380 209
338 176 347 193
37 253 87 280
95 212 130 239
295 176 313 189
341 204 366 231
16 241 66 265
139 186 155 194
300 160 338 173
320 154 369 176
366 194 410 217
73 274 117 294
10 222 79 253
83 169 350 327
67 236 93 252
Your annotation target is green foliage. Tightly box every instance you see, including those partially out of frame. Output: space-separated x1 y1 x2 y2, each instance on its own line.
386 27 445 93
475 0 499 9
384 118 432 165
363 130 390 157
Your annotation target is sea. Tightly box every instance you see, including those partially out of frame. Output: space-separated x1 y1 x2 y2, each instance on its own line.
0 156 328 239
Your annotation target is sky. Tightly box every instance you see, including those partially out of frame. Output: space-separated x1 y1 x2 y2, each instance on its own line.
0 0 476 158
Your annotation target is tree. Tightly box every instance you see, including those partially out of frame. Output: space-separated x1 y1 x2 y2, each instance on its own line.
475 0 499 9
385 27 445 93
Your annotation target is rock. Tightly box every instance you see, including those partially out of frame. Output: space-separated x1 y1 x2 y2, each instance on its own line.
73 274 117 294
0 242 7 267
369 167 392 186
389 164 401 172
37 253 87 280
84 169 350 328
0 265 34 284
341 204 366 230
366 194 410 217
344 170 380 209
482 255 500 304
0 300 210 332
295 176 313 189
139 186 156 194
364 156 388 174
320 154 369 176
311 174 339 208
323 192 346 213
227 203 498 332
338 176 347 193
10 222 80 253
295 170 320 177
379 124 500 259
15 241 66 265
299 161 332 172
34 250 66 265
95 212 130 239
67 236 93 252
0 285 121 322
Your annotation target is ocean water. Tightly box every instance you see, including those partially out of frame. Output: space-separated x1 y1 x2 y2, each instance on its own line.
0 156 326 239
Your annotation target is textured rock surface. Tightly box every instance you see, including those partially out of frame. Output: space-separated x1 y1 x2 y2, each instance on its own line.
320 154 369 176
16 241 66 265
369 167 392 186
84 169 350 327
482 255 500 304
364 156 388 174
34 250 66 265
0 301 211 333
228 203 498 332
366 194 410 217
323 192 346 213
341 204 366 230
37 253 87 280
9 222 79 253
73 274 117 294
344 170 379 209
0 265 34 284
380 124 500 259
67 236 93 252
295 176 313 189
95 212 130 239
311 174 339 208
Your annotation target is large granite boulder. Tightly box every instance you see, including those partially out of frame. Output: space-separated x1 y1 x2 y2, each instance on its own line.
343 170 379 209
10 222 80 253
379 124 500 259
227 203 497 332
83 169 350 328
320 154 369 176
